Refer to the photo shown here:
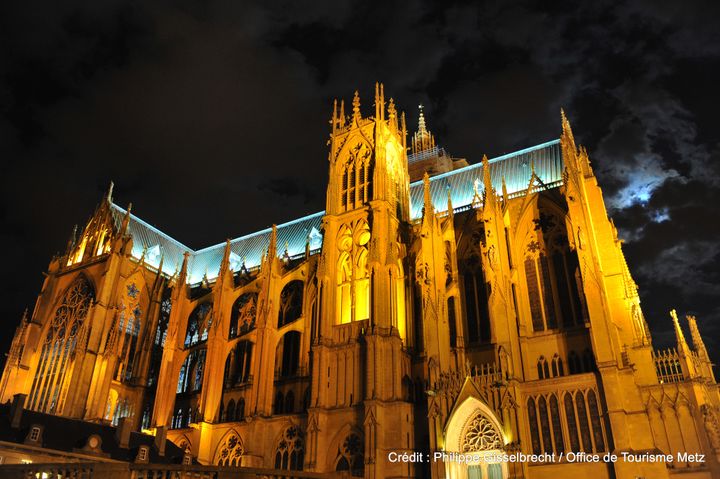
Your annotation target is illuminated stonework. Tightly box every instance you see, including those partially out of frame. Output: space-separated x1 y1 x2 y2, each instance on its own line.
1 86 719 479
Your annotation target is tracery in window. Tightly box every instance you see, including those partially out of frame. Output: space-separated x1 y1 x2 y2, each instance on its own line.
229 292 257 339
339 142 373 212
528 394 565 456
28 276 94 414
216 432 244 467
524 209 588 332
335 432 364 477
460 410 502 452
336 222 370 324
185 303 212 347
177 349 206 394
274 426 305 471
278 281 304 328
224 341 253 387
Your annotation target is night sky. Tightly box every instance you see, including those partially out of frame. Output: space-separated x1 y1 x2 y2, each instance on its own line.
1 1 719 368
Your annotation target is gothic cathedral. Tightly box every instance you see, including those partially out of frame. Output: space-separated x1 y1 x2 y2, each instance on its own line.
2 85 719 479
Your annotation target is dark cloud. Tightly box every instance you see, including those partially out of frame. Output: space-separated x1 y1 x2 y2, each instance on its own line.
1 0 719 368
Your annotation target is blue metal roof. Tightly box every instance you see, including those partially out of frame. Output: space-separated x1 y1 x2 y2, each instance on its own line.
111 139 563 284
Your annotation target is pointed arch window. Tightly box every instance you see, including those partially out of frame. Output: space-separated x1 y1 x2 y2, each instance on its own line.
177 349 206 394
224 341 253 388
229 293 257 339
274 426 304 471
340 143 373 212
524 227 588 332
551 354 564 377
28 276 94 414
216 433 244 466
537 356 550 379
463 260 491 344
278 281 304 328
185 303 212 348
448 297 457 348
335 433 364 477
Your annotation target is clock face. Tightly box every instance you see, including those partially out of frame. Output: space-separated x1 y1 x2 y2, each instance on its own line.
88 436 100 448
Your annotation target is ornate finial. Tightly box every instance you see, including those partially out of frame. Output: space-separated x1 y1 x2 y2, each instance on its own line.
501 175 508 199
339 99 345 127
446 185 454 217
219 239 232 277
418 104 427 134
178 251 190 286
331 99 338 132
268 224 278 259
560 108 577 157
482 155 492 189
107 181 114 203
423 172 433 217
387 98 397 131
352 90 361 123
120 203 132 235
374 82 385 121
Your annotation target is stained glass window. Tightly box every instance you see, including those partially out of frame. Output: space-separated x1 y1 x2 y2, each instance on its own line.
28 276 94 414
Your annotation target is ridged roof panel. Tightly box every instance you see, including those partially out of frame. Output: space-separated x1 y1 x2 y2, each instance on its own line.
111 139 562 284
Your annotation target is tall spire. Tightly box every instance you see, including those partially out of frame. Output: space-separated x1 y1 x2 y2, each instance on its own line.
687 315 710 361
422 172 433 218
387 98 397 131
219 239 233 279
352 91 361 124
560 108 578 165
374 82 385 121
268 224 278 260
412 104 436 155
177 251 190 287
482 155 496 205
417 104 427 135
670 309 690 354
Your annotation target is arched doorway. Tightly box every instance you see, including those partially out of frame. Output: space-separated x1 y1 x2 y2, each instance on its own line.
444 397 508 479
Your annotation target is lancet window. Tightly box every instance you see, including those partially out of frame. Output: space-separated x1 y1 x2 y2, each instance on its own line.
184 303 212 347
115 306 141 382
28 276 94 414
278 281 304 328
340 142 372 212
448 296 458 348
229 292 257 338
277 331 301 378
177 349 206 394
274 426 305 471
336 223 370 324
462 259 491 344
527 389 608 456
524 210 588 332
526 393 564 455
148 292 171 386
224 341 253 387
335 433 364 477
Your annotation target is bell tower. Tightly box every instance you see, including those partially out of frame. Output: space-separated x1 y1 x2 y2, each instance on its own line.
308 84 415 478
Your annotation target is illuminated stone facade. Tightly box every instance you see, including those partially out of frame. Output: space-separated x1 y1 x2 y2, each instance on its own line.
2 84 719 479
